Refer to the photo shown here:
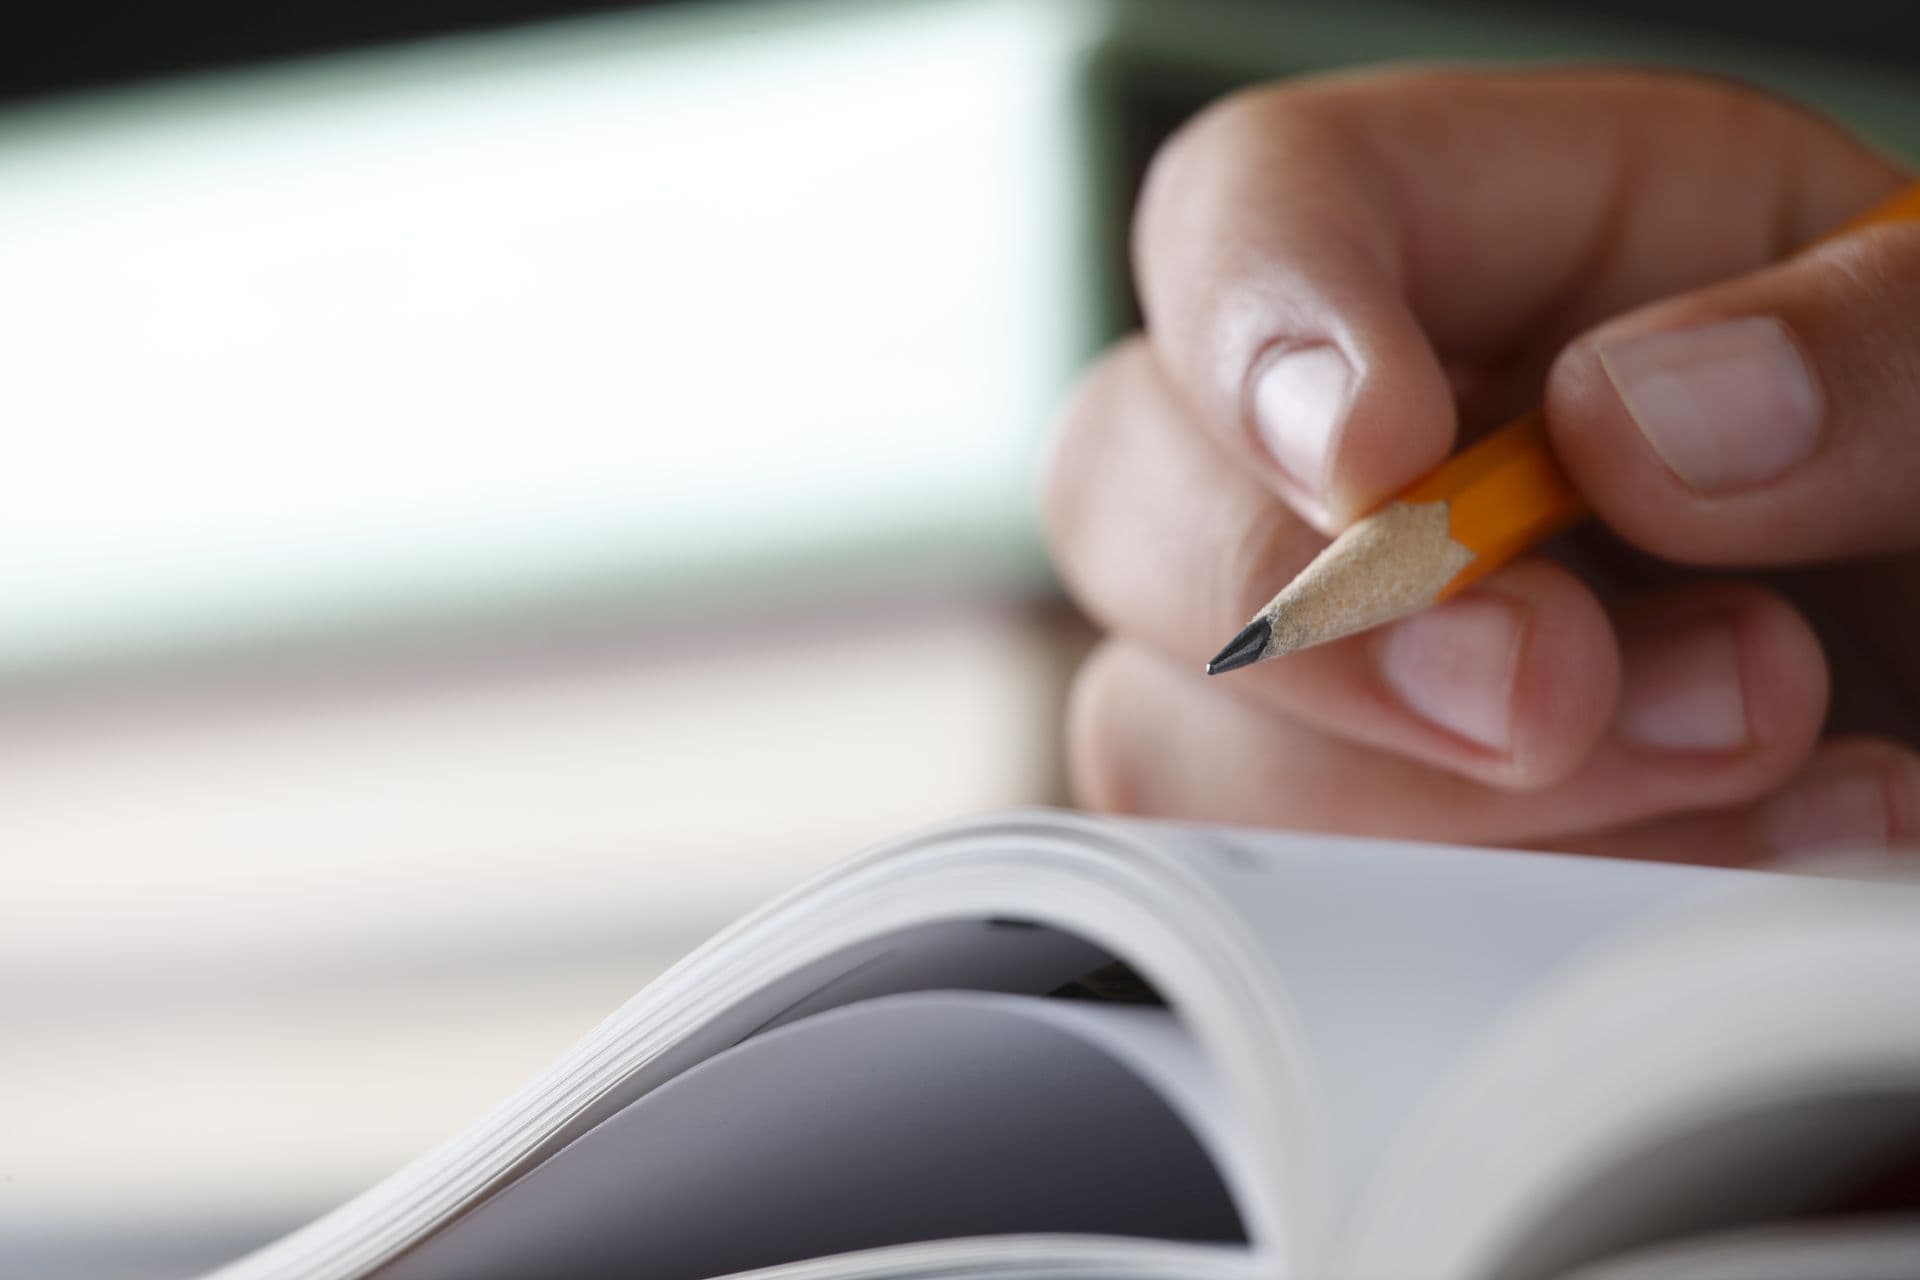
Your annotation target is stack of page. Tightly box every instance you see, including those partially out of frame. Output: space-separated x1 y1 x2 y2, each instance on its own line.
214 810 1920 1280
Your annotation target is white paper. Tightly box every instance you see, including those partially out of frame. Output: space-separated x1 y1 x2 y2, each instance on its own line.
378 992 1246 1279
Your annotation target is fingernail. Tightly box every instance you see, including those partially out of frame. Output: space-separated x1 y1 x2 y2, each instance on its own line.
1617 618 1749 752
1250 343 1354 500
1763 771 1892 856
1377 596 1525 752
1597 316 1821 493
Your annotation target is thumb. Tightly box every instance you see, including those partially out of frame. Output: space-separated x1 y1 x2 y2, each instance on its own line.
1546 190 1920 565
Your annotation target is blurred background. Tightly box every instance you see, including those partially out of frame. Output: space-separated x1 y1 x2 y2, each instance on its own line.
2 0 1917 1275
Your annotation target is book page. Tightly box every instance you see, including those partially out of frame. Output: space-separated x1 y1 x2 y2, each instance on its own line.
1150 822 1738 1209
376 991 1247 1280
207 810 1854 1280
1343 878 1920 1279
1556 1218 1920 1280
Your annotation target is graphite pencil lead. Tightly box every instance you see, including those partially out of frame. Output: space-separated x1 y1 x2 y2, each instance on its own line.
1205 617 1272 675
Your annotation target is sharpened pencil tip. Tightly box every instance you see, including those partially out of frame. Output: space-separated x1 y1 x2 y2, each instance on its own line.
1205 617 1272 675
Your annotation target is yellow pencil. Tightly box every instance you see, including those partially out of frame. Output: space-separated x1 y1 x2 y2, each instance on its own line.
1206 178 1920 675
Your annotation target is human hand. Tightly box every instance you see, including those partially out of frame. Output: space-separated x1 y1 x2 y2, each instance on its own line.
1044 69 1920 864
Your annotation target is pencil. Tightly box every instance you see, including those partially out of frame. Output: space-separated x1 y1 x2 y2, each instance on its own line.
1206 178 1920 676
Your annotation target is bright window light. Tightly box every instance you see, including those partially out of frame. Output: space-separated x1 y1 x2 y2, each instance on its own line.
0 0 1092 670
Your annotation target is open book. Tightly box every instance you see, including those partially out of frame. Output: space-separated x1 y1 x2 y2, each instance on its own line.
213 810 1920 1280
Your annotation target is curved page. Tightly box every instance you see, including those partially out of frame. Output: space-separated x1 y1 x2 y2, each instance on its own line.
378 991 1246 1279
1346 882 1920 1280
705 1236 1258 1280
209 810 1318 1280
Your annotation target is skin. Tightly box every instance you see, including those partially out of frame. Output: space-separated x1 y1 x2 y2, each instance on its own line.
1043 69 1920 865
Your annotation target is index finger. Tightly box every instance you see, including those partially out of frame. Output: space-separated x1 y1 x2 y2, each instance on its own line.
1134 67 1900 530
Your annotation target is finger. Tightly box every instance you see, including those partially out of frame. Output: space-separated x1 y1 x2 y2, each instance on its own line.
1134 68 1901 529
1043 337 1323 653
1045 338 1617 788
1548 738 1920 867
1069 594 1825 844
1547 210 1920 564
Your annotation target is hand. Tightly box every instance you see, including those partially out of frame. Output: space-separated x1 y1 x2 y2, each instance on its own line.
1044 69 1920 865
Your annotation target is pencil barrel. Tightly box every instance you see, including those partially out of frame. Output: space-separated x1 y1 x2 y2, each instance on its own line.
1373 180 1919 608
1399 411 1587 600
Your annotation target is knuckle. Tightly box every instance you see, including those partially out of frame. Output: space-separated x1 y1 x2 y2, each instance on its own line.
1809 220 1920 308
1208 498 1307 629
1041 335 1151 566
1819 734 1920 766
1148 82 1287 183
1134 81 1315 248
1671 71 1805 138
1597 67 1841 158
1790 736 1920 844
1886 749 1920 843
1065 645 1141 814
